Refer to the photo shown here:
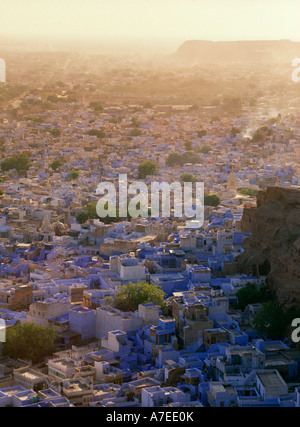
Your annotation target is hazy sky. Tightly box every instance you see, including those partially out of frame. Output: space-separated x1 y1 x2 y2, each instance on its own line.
0 0 300 43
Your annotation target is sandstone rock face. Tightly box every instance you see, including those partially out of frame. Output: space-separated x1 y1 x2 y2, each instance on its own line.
237 187 300 309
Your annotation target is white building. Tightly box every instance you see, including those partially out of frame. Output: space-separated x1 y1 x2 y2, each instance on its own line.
141 386 190 407
109 255 146 282
101 330 132 354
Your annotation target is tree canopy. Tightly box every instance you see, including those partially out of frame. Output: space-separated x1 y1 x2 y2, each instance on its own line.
89 102 104 113
130 128 143 137
1 153 31 173
204 194 221 207
76 202 131 225
184 141 193 151
138 161 158 179
235 283 271 311
86 129 107 139
3 322 58 364
197 130 207 138
198 145 212 154
106 281 165 312
239 188 259 197
166 153 182 167
76 202 98 224
166 151 202 167
180 173 197 183
50 158 64 171
253 302 300 340
68 169 80 181
252 126 273 143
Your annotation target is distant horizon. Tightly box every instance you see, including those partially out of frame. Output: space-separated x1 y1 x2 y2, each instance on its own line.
1 35 300 56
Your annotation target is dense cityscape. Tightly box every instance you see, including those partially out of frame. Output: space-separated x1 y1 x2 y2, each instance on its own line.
1 0 300 411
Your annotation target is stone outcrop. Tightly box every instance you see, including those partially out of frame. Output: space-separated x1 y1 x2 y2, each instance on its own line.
237 187 300 310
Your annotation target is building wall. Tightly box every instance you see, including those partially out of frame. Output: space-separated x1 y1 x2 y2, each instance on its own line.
27 300 70 326
0 284 33 311
95 307 143 340
138 304 160 326
119 264 146 281
48 359 76 381
101 331 131 353
69 309 96 341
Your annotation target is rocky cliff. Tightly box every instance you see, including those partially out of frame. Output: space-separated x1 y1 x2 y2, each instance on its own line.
237 187 300 310
173 40 300 64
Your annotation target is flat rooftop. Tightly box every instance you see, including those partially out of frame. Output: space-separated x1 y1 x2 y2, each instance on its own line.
17 370 45 381
64 380 91 393
50 358 75 369
257 371 286 388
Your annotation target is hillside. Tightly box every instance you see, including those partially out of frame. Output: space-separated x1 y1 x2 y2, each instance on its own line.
237 187 300 310
173 40 300 63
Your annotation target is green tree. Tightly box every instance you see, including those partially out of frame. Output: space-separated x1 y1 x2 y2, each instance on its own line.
166 153 182 167
184 141 193 151
3 322 58 364
235 283 271 311
1 153 31 173
166 151 202 167
108 282 165 312
76 210 90 224
204 194 221 207
253 301 286 339
138 161 158 179
130 128 143 137
50 158 64 171
68 169 80 181
76 202 131 225
89 102 103 113
86 202 98 219
252 126 273 143
198 145 212 154
86 129 106 139
239 188 259 197
197 130 207 138
252 129 265 143
181 151 202 165
180 173 197 183
76 202 99 224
